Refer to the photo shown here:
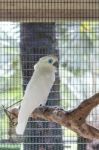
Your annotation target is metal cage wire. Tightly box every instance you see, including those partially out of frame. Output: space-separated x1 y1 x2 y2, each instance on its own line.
0 1 99 150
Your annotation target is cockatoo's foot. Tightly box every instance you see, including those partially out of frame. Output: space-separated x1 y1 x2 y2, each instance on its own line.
53 105 64 111
39 105 48 113
40 103 46 107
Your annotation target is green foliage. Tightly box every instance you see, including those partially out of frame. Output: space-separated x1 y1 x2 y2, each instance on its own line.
0 23 21 149
0 144 20 150
58 21 99 73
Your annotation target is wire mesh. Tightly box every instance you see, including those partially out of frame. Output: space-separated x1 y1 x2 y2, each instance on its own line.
0 1 99 150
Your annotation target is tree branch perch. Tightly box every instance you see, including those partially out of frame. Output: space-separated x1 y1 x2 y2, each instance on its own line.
8 93 99 140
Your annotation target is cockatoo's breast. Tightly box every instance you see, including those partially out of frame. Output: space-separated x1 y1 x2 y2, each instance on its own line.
24 69 55 106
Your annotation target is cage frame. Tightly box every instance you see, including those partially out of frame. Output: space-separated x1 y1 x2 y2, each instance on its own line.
0 0 99 22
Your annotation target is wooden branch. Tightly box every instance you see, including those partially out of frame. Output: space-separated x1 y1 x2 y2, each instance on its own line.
8 93 99 140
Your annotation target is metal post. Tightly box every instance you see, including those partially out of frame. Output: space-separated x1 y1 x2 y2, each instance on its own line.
20 23 63 150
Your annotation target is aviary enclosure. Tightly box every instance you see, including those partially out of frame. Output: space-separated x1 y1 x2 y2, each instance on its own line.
0 0 99 150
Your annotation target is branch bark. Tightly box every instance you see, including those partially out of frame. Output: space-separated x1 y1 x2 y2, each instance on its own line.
8 93 99 140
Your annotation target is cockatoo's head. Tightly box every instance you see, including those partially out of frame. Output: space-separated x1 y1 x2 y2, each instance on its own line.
34 55 58 72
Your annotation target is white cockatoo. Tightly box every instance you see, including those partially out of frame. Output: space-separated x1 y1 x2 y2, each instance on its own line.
16 55 58 135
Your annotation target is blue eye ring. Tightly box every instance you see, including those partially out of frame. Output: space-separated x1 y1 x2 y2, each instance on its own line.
48 59 53 64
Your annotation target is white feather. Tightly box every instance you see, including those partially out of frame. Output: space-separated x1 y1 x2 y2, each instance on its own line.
16 55 57 135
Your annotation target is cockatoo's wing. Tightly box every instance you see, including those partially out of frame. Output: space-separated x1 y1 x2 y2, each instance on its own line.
16 69 55 135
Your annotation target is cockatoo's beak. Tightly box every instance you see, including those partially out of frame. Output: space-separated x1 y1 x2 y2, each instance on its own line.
53 61 58 68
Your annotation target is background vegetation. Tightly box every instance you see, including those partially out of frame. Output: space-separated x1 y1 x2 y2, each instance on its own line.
0 21 99 149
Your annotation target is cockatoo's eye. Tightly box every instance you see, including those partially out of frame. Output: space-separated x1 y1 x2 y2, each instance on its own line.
48 59 53 64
